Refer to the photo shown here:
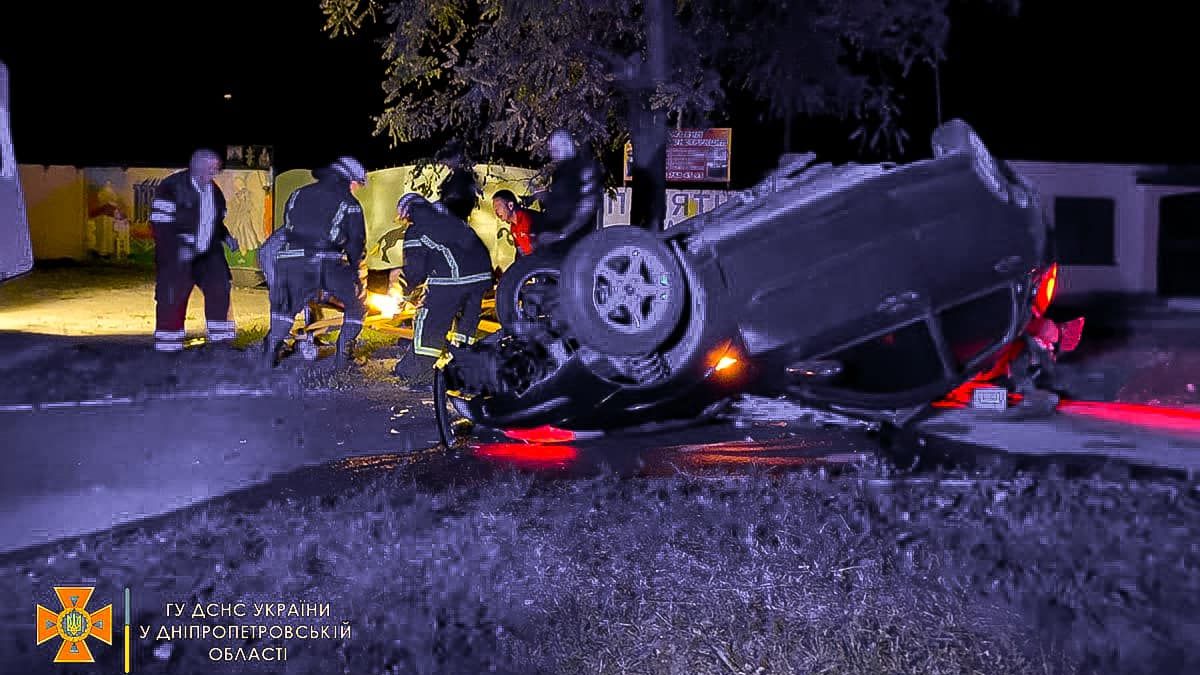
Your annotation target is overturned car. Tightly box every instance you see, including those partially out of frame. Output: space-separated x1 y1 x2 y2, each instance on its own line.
436 119 1059 442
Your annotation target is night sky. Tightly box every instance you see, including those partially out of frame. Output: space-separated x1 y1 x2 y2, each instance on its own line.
0 0 1193 185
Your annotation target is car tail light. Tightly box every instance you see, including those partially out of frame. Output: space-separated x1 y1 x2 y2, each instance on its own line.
1033 263 1058 316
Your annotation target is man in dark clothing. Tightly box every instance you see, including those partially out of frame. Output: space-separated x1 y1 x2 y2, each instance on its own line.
264 156 369 369
534 129 604 255
436 144 482 224
392 192 493 385
148 149 239 353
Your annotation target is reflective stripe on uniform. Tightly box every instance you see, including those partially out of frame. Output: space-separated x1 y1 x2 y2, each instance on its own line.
426 272 492 286
412 308 443 357
154 328 185 352
206 320 237 342
329 201 347 242
420 235 459 277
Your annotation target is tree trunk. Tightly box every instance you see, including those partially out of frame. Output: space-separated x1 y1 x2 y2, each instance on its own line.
629 0 670 232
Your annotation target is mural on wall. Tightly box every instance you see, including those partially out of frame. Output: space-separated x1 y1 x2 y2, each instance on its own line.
273 164 541 273
82 167 270 268
85 168 164 264
214 170 270 270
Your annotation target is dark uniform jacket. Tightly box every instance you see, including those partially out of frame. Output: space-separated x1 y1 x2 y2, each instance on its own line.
278 168 366 267
538 154 602 245
438 166 482 223
402 202 492 288
150 170 229 258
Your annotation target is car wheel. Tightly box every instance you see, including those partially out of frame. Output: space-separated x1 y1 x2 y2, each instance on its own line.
560 226 686 356
495 254 562 327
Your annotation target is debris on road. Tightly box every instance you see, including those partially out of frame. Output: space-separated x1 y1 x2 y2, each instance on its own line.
727 395 879 431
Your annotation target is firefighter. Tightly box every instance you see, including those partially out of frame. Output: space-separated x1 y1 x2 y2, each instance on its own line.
392 192 492 386
533 129 603 254
263 156 369 369
148 149 238 353
435 142 482 224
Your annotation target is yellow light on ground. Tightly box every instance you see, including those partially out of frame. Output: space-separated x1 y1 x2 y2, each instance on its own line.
714 355 738 372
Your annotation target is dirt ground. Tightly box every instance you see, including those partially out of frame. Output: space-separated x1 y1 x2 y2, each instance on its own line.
0 263 270 337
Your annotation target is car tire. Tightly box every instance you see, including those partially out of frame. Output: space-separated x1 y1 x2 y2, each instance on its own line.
559 226 686 356
495 253 562 327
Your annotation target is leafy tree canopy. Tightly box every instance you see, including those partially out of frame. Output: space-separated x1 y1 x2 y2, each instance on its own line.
321 0 1018 167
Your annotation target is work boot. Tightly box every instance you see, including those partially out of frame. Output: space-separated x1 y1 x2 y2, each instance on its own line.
393 349 436 391
263 339 286 369
332 341 363 372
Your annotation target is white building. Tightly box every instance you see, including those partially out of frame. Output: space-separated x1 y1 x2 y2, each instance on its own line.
1007 161 1200 302
602 161 1200 302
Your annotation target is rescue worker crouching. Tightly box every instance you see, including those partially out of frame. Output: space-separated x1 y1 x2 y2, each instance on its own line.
264 156 370 369
392 192 492 388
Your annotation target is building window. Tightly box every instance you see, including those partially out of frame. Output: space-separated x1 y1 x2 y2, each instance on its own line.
1052 196 1116 266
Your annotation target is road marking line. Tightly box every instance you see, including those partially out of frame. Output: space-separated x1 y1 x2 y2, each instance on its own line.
0 387 287 412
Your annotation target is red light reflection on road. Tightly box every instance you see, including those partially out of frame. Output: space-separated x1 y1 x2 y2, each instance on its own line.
473 442 580 466
501 425 577 443
1057 400 1200 436
934 390 1200 437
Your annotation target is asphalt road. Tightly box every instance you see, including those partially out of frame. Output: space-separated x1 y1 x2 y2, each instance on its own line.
0 387 878 556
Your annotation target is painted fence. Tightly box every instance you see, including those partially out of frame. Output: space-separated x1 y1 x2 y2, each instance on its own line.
18 165 272 272
19 161 745 281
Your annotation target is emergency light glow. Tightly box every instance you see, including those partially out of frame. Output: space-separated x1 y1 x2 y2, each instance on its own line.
367 292 400 319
